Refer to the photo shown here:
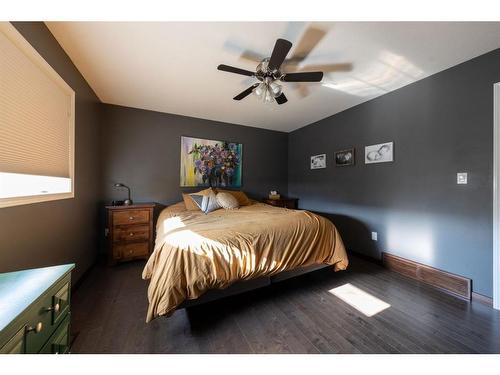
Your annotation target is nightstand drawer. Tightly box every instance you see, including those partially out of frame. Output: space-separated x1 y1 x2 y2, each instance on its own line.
265 199 281 207
283 200 297 209
113 209 150 226
114 242 149 260
113 225 150 243
262 197 298 209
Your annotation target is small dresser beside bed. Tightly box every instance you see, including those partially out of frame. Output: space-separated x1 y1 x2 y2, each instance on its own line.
142 188 348 322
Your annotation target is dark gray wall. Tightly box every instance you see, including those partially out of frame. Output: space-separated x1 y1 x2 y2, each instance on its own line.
100 104 288 205
0 23 101 282
289 48 500 297
4 22 496 299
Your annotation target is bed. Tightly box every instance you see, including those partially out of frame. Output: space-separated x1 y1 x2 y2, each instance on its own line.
142 200 348 322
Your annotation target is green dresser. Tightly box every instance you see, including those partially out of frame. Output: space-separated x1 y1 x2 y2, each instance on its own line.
0 264 74 354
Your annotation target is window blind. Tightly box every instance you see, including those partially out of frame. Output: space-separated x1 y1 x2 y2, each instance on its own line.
0 24 74 178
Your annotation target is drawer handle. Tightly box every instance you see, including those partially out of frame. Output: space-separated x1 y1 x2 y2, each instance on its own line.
46 303 60 313
129 232 134 236
26 322 43 334
128 216 134 221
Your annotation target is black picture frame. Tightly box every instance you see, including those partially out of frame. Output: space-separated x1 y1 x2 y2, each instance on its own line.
334 148 355 167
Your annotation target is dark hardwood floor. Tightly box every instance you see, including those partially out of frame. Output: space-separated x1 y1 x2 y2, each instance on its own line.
70 254 500 353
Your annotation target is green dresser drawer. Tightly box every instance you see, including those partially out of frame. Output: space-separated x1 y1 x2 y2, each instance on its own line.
0 264 74 355
39 313 70 354
0 327 25 354
24 275 71 353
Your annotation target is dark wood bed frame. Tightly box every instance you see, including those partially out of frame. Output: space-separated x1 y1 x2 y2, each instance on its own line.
179 263 330 309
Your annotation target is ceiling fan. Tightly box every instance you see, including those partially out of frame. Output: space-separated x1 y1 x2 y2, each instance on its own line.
217 38 325 105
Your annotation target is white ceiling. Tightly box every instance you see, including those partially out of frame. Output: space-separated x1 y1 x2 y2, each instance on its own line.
45 22 500 132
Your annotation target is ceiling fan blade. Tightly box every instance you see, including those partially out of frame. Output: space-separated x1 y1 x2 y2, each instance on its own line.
287 26 327 63
217 64 255 77
240 50 266 64
282 71 323 82
288 83 311 98
299 63 353 73
275 92 288 105
268 39 292 71
233 83 259 100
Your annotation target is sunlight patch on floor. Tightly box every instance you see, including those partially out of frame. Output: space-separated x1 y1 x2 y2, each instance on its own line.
328 283 391 317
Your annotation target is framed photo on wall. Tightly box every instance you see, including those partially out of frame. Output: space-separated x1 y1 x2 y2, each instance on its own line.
310 154 326 169
334 148 355 166
365 142 394 164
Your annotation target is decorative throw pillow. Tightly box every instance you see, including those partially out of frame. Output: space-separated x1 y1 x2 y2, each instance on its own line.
192 191 221 214
216 192 239 210
215 189 251 206
189 194 205 210
182 188 213 210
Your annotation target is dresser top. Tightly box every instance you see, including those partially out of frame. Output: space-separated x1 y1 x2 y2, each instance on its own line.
0 264 74 331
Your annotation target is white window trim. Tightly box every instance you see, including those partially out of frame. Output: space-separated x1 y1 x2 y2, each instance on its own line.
493 82 500 310
0 22 75 209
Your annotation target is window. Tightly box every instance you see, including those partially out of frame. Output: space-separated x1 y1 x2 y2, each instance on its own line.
0 22 75 208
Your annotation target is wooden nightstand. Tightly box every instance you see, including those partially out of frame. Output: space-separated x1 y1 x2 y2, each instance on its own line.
105 203 156 265
262 197 299 209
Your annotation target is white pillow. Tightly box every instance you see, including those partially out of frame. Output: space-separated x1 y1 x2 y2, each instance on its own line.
216 192 239 209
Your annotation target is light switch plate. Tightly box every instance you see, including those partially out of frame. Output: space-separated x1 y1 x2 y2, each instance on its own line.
371 232 378 241
457 172 468 184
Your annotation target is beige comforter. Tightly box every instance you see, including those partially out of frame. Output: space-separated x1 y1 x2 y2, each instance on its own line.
142 202 348 322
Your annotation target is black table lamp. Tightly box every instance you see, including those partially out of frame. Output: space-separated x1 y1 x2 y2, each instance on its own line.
113 183 133 205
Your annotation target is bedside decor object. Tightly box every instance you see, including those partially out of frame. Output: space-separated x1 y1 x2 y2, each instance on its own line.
105 203 156 265
180 136 242 188
310 154 326 169
0 264 74 354
365 142 394 164
269 190 281 200
262 196 298 209
113 183 133 205
335 148 355 166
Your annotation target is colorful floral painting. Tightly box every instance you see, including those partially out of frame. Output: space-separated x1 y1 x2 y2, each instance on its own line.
180 136 242 187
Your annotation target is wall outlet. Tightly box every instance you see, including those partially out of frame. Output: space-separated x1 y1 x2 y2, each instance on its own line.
457 172 468 184
371 231 378 241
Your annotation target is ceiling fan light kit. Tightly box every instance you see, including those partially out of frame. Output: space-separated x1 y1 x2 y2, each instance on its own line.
217 38 324 105
253 77 283 104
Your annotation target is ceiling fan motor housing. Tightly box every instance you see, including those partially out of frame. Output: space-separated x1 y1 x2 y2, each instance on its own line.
256 58 283 82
